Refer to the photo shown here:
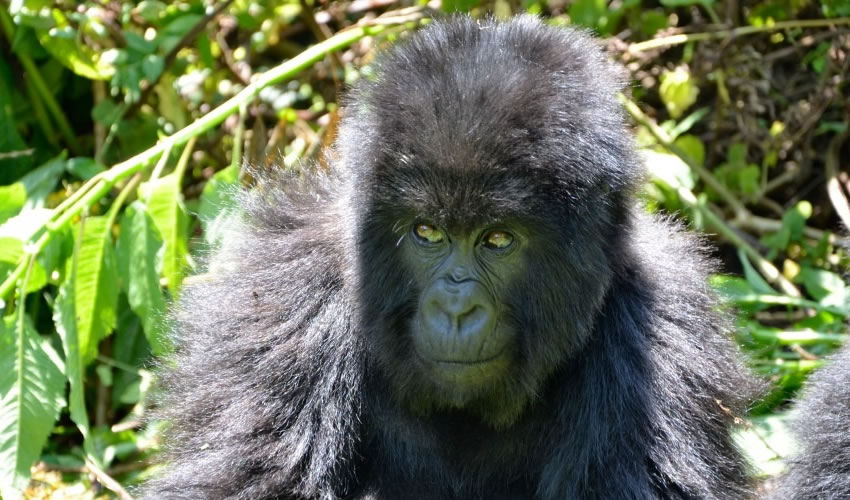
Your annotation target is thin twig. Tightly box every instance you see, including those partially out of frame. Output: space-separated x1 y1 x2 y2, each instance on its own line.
85 458 134 500
825 131 850 230
629 17 850 53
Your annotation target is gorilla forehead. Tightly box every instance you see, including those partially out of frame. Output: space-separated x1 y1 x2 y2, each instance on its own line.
341 15 638 214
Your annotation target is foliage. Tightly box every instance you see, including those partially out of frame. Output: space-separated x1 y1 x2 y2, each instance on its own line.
0 0 848 496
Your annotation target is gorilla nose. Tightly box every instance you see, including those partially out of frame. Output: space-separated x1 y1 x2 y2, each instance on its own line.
418 280 500 362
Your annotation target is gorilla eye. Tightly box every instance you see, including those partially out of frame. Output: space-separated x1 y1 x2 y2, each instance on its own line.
414 223 445 244
482 230 514 250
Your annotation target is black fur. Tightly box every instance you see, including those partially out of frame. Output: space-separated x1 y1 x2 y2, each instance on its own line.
772 343 850 499
144 16 762 499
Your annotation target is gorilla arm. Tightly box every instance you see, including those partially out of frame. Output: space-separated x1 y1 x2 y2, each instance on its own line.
143 174 365 500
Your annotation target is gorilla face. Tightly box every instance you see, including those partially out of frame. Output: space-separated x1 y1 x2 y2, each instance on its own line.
404 219 525 385
354 159 623 426
340 15 641 427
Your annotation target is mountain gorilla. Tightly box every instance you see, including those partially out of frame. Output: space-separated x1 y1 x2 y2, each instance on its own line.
144 15 762 499
772 344 850 499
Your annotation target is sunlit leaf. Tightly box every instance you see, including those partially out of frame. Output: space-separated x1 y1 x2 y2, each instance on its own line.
0 183 26 224
140 173 189 292
116 201 168 354
54 265 91 442
659 67 699 119
71 216 118 364
799 267 848 308
35 10 114 80
0 314 66 500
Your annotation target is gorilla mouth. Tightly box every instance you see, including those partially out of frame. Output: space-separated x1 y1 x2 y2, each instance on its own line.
421 347 507 365
414 346 510 388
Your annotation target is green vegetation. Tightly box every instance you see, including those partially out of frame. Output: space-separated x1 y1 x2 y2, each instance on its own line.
0 0 848 497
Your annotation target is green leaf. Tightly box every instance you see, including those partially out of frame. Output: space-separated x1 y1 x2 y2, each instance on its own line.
54 263 91 443
673 134 705 167
72 216 119 364
158 14 203 53
198 165 240 247
35 10 114 80
734 413 793 477
0 208 52 241
660 0 714 6
799 267 848 307
441 0 480 12
140 173 189 292
0 183 27 225
709 275 753 302
66 158 106 181
737 165 760 195
116 201 167 354
762 201 812 251
568 0 610 32
659 67 699 119
112 302 148 407
134 1 168 23
642 149 696 190
0 237 47 294
18 154 66 209
0 314 66 500
738 249 778 295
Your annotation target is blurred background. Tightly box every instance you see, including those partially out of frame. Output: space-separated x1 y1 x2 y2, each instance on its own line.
0 0 848 498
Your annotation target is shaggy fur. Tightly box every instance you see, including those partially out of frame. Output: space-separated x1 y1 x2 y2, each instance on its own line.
772 344 850 499
144 16 762 499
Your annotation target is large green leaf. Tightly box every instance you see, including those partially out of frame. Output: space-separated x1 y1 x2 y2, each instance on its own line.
34 10 114 80
140 173 189 292
198 164 239 248
17 154 66 210
0 237 47 293
0 314 66 500
0 184 26 225
72 216 118 364
54 266 91 443
116 201 168 354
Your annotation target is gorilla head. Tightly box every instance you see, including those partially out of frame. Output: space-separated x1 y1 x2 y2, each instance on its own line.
341 17 639 427
145 15 762 500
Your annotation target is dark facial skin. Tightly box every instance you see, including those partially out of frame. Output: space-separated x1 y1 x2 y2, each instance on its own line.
404 221 524 389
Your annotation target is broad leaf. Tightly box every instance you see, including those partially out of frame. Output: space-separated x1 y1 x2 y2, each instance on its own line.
116 201 168 354
0 183 26 224
72 216 118 364
198 164 239 248
140 173 189 292
18 154 66 209
0 237 47 293
54 266 91 443
0 314 66 500
35 10 114 80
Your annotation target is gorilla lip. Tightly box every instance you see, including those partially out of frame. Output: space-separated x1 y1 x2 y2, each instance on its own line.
417 346 507 366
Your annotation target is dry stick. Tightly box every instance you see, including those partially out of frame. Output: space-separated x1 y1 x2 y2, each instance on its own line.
0 20 403 303
825 131 850 230
629 17 850 53
85 458 134 500
620 96 801 297
739 215 843 245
